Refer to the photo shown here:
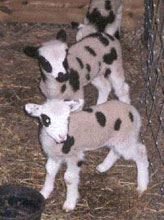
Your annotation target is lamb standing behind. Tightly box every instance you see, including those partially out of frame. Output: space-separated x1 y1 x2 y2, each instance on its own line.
24 30 130 105
74 0 123 41
25 99 149 212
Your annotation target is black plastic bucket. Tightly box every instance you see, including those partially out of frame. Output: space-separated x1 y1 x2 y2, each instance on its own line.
0 184 45 220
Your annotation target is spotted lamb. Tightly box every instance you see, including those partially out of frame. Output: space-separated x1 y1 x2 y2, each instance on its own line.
24 30 130 106
25 98 149 212
72 0 123 41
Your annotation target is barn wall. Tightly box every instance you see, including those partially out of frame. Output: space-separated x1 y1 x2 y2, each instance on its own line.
0 0 144 30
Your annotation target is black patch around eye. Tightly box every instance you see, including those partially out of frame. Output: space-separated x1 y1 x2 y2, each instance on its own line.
69 68 80 92
61 84 67 93
41 114 51 127
104 68 111 78
39 56 52 73
95 111 106 127
103 48 117 65
129 112 134 122
86 73 90 81
85 46 97 56
77 160 84 167
86 64 91 72
83 108 93 113
114 118 122 131
76 57 84 69
62 135 75 154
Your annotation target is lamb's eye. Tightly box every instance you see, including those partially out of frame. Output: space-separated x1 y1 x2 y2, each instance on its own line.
41 114 51 127
39 56 52 73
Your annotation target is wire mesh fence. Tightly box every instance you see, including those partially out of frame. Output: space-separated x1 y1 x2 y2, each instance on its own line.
141 0 164 166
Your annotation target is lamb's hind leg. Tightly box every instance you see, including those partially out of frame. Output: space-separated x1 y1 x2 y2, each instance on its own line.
133 143 149 194
40 157 62 199
91 75 112 105
109 62 130 104
96 149 120 173
110 74 130 104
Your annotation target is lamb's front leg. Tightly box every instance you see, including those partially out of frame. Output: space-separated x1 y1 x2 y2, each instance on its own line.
40 157 62 199
63 160 81 212
96 149 120 173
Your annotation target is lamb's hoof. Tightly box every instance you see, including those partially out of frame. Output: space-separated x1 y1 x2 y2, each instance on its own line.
40 189 50 199
96 164 107 173
63 201 76 212
120 96 131 104
137 186 147 195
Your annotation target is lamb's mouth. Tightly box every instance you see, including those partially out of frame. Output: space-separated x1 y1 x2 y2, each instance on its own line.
56 72 69 83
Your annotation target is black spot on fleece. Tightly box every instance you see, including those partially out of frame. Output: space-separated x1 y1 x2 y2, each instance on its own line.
129 112 134 122
69 68 80 92
95 111 106 127
103 48 117 65
62 135 75 154
114 118 122 131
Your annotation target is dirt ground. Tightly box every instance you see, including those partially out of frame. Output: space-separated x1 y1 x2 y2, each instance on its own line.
0 1 163 220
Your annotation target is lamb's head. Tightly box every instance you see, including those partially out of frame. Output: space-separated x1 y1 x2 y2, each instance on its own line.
23 29 68 80
25 99 84 143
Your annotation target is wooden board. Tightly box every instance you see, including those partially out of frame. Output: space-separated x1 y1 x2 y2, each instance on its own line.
0 0 89 23
0 0 144 29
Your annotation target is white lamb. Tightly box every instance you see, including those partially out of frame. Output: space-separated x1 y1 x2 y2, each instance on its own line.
73 0 123 41
24 30 130 106
25 98 149 212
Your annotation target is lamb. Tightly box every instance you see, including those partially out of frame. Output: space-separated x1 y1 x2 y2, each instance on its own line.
24 30 130 106
72 0 123 41
25 98 149 212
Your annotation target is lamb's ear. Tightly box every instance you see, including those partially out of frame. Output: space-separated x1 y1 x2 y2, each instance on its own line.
23 46 39 58
56 29 67 42
71 22 80 30
66 99 84 112
25 103 42 117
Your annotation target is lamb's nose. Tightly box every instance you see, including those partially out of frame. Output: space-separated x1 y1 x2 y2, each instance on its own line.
59 135 66 142
56 72 68 82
